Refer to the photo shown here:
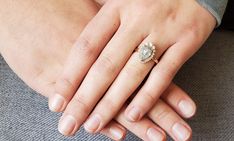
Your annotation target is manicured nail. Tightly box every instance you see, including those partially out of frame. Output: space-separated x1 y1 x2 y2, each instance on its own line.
84 114 101 133
109 126 124 140
58 115 76 135
127 107 141 121
49 94 65 112
178 100 195 118
147 128 164 141
172 122 191 141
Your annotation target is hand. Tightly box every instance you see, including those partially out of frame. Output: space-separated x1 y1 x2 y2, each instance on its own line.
0 0 196 140
0 0 99 96
50 0 215 135
102 83 196 141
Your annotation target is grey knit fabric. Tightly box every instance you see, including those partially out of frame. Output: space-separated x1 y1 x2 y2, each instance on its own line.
0 64 140 140
1 30 234 141
197 0 228 26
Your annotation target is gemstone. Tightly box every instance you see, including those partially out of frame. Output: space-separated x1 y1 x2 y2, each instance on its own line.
139 45 153 62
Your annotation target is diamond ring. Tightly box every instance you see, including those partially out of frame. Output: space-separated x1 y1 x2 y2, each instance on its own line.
135 42 159 64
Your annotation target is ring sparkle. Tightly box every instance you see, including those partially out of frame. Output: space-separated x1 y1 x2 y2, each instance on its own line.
137 42 158 63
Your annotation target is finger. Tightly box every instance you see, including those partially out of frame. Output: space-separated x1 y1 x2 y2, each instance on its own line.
148 99 192 141
100 121 126 141
114 82 194 141
115 107 166 141
126 40 192 122
58 25 145 135
94 0 108 6
87 34 171 132
48 3 120 112
161 83 196 118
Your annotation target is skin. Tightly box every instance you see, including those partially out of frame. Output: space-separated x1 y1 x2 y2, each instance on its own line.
49 0 216 139
0 0 197 140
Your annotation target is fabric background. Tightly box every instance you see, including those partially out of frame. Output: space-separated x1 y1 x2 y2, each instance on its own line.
0 30 234 141
220 0 234 30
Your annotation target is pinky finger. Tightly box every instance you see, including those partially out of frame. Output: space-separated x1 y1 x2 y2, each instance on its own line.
100 121 127 141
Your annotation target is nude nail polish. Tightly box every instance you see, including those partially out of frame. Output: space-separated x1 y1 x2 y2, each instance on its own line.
84 114 101 133
58 115 76 135
179 100 195 118
109 126 124 140
172 122 191 141
147 128 164 141
127 107 141 121
49 94 65 112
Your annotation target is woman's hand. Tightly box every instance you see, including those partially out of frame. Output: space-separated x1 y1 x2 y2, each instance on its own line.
50 0 215 135
0 0 99 96
0 0 196 140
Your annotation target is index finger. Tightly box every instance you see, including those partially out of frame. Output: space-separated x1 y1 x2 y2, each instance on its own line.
49 3 120 112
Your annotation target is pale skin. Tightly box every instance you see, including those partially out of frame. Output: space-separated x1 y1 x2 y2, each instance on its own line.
0 0 208 140
47 0 216 140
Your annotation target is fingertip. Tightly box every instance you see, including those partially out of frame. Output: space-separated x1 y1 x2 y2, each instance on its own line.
84 114 102 134
48 94 66 112
163 83 197 119
109 125 126 141
178 99 196 119
101 122 126 141
58 115 77 136
172 122 192 141
146 127 166 141
125 106 142 122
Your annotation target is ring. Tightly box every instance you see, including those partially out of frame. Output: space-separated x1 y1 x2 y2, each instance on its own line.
135 42 159 64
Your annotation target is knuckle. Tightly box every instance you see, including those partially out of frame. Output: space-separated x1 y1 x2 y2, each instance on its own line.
160 69 174 82
102 97 119 112
73 94 90 112
154 106 171 121
157 61 178 81
94 54 119 74
142 90 156 104
183 22 201 40
167 9 178 22
123 64 144 80
56 77 75 93
75 36 97 55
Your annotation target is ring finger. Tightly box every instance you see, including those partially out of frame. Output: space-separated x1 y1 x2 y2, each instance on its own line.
125 38 192 122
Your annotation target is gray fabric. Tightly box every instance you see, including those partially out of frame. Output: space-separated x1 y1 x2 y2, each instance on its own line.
0 30 234 141
197 0 228 26
0 65 140 140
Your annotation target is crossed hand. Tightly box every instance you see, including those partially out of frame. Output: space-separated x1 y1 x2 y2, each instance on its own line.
0 0 215 140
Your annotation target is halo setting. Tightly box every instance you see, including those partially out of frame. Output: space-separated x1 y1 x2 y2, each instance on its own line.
138 42 156 63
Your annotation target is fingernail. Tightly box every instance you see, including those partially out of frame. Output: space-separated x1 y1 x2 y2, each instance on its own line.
49 94 65 112
127 107 141 121
172 122 191 141
109 126 124 140
58 115 76 135
147 128 164 141
84 114 101 133
179 100 195 118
